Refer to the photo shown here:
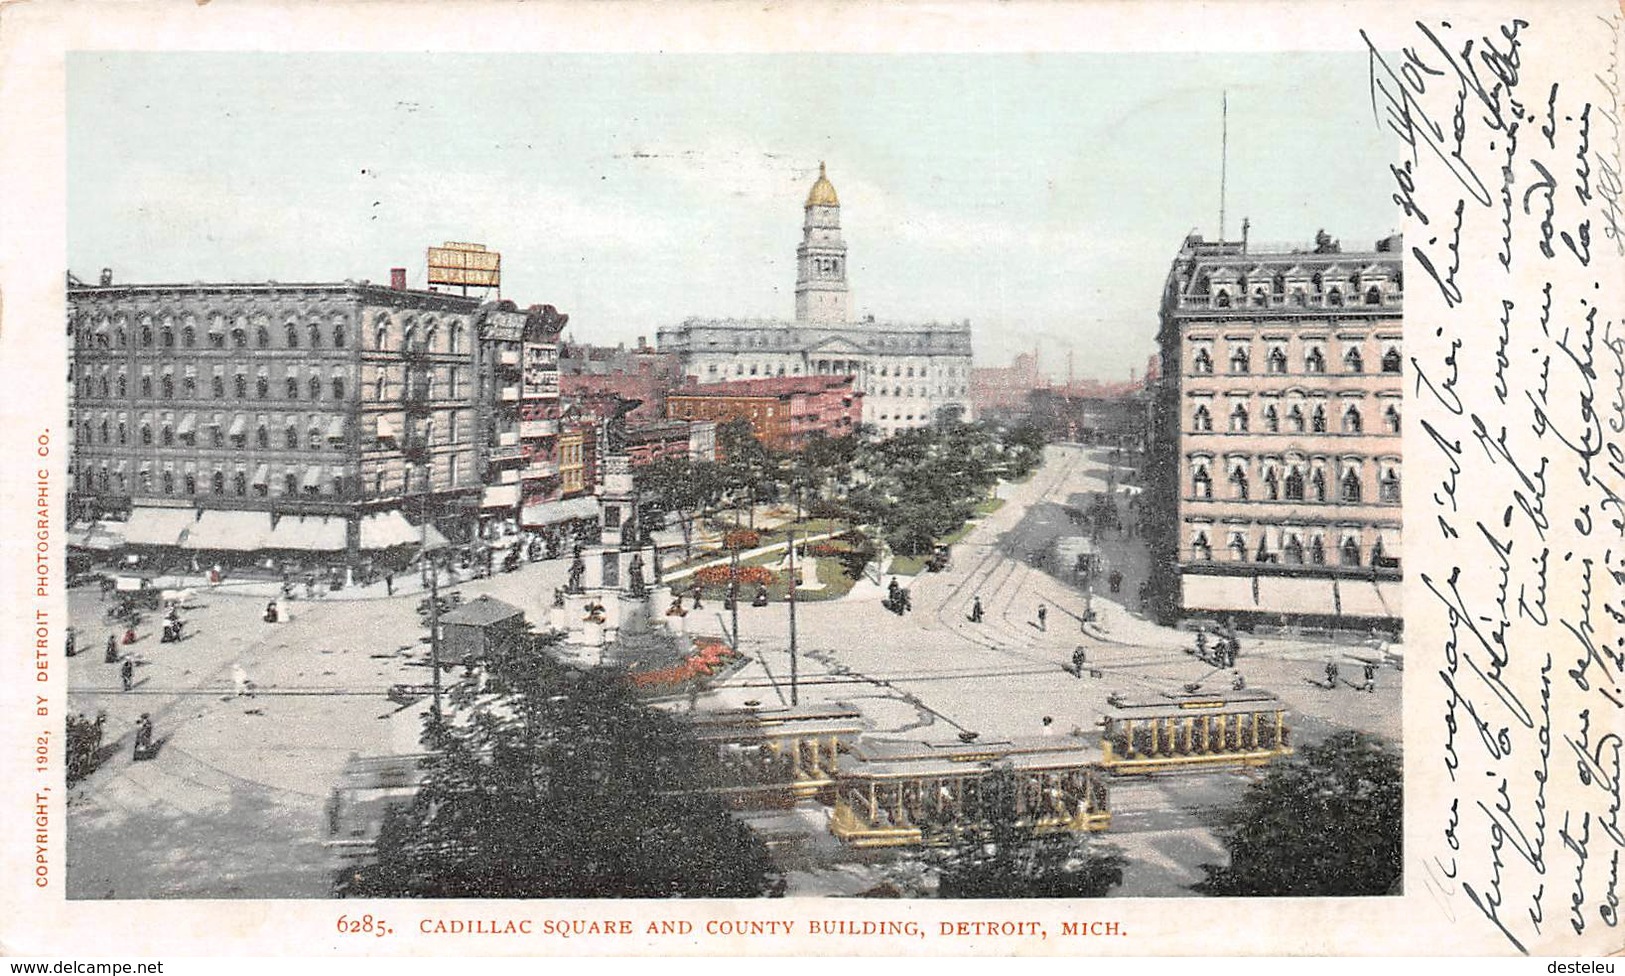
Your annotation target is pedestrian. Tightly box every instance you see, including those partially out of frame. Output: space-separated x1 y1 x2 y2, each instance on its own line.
1362 663 1377 693
65 628 77 658
105 634 119 664
385 572 394 596
969 595 983 623
1325 660 1340 689
1037 604 1047 631
120 657 134 692
1109 569 1123 594
133 713 153 760
1072 646 1087 675
1231 670 1246 691
1041 715 1056 737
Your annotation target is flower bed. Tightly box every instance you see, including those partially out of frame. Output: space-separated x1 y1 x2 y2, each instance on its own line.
723 529 762 551
630 639 740 689
693 564 779 588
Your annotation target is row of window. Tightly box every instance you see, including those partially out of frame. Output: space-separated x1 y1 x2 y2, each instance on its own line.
1189 345 1401 375
76 368 348 402
1191 400 1399 435
74 459 461 500
1185 526 1397 568
1188 458 1400 505
78 320 351 352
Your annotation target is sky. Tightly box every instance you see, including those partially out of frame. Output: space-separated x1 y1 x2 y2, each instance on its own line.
68 52 1397 382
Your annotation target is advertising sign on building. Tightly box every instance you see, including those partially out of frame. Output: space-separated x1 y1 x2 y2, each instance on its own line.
426 241 501 289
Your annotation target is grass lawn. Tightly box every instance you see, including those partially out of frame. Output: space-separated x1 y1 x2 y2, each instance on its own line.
889 554 927 576
974 497 1006 516
687 545 859 602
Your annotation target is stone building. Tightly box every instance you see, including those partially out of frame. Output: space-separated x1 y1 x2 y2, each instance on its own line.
657 164 973 438
1145 231 1404 629
473 301 567 534
67 276 491 561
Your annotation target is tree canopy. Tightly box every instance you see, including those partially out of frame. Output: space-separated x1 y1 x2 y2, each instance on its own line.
1194 731 1402 897
339 640 782 899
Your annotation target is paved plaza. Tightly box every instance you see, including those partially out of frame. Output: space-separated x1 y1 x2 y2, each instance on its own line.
65 445 1400 899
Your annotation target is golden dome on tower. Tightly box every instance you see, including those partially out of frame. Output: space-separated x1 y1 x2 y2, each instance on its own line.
805 162 839 207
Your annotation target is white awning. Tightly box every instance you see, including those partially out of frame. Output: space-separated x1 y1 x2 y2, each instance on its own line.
358 510 422 550
251 464 270 486
176 413 197 436
375 414 396 441
520 495 599 527
481 484 521 509
302 466 323 490
182 510 273 551
228 415 247 437
327 417 346 440
123 507 199 547
264 514 347 552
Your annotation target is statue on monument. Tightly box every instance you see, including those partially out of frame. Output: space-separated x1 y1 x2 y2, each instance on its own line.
627 552 647 599
566 545 585 594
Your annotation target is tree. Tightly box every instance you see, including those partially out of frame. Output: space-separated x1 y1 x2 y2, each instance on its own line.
640 456 724 561
339 639 781 898
924 764 1125 898
1194 731 1402 896
716 419 776 529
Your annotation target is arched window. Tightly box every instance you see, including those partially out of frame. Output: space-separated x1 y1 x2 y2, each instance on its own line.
1344 347 1364 373
1192 348 1213 374
333 322 347 348
1327 288 1344 307
1193 532 1212 561
1310 535 1326 565
332 375 345 399
162 470 175 494
1381 347 1402 373
232 327 248 349
140 374 153 397
1251 287 1268 307
1255 536 1272 562
1192 404 1213 432
140 324 153 347
182 373 196 397
1311 405 1327 433
211 471 225 494
1341 537 1362 566
1287 405 1305 432
160 424 173 446
233 471 248 496
160 375 174 398
1267 347 1287 373
309 323 322 349
99 374 110 396
1305 347 1326 373
1340 467 1362 503
139 423 152 446
375 325 389 351
212 375 225 398
182 326 195 348
256 325 270 348
1214 290 1231 308
234 374 248 399
1192 464 1212 498
1229 347 1250 373
285 424 298 449
1229 533 1248 561
1311 468 1328 502
374 374 387 400
309 375 322 400
286 376 300 399
1284 466 1305 500
1263 405 1280 432
1384 404 1401 433
1365 285 1383 305
286 323 300 348
256 424 269 448
256 374 270 399
160 327 174 348
1380 467 1401 503
1292 288 1307 306
1284 535 1304 564
99 419 109 443
1229 464 1249 500
116 373 128 397
1229 402 1249 433
1264 467 1281 500
449 324 463 354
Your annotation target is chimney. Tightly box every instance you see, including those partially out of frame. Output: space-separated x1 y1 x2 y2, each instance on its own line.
99 268 113 286
390 268 407 290
637 336 647 351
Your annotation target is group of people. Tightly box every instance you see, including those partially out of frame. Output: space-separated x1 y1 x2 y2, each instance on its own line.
1194 628 1239 668
1325 659 1378 693
884 578 913 616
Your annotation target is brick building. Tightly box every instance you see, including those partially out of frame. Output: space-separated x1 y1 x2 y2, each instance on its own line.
1145 231 1404 629
665 375 862 452
557 337 685 424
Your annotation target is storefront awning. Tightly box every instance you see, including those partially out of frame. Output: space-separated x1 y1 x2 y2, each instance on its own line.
176 413 197 436
481 484 521 509
302 466 323 490
123 507 199 547
358 510 426 550
520 495 599 527
228 415 247 437
251 464 270 487
182 510 273 551
264 514 347 552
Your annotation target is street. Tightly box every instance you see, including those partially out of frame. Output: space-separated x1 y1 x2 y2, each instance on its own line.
65 444 1398 899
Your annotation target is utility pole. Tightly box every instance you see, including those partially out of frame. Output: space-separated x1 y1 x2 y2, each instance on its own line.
728 546 740 654
421 469 443 736
787 529 799 706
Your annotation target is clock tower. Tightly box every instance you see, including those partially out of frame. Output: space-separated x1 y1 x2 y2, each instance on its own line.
794 162 850 323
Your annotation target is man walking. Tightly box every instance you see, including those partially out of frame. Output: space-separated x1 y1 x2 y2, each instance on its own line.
120 657 134 692
1037 604 1047 632
969 595 983 623
1362 663 1377 693
385 572 394 596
